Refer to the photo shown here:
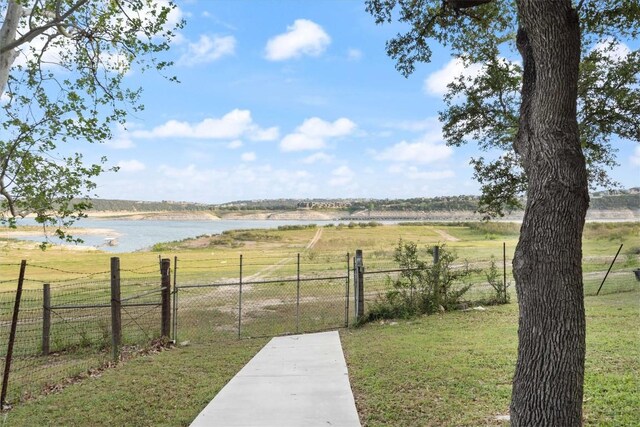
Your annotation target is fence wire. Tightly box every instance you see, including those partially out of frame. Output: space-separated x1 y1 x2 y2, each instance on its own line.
0 261 165 405
0 241 637 406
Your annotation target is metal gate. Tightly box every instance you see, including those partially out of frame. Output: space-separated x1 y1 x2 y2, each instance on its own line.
172 254 351 342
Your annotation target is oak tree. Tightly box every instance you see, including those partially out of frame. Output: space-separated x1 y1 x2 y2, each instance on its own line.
0 0 182 242
366 0 638 424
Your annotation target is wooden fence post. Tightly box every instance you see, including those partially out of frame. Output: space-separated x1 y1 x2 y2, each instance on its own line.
42 284 51 356
110 257 122 363
354 250 364 322
160 258 171 339
1 260 27 408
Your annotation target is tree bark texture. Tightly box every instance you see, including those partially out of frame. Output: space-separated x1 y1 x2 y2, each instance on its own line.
511 1 589 426
0 1 22 96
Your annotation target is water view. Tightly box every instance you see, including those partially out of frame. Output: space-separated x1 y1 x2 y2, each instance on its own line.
14 218 334 253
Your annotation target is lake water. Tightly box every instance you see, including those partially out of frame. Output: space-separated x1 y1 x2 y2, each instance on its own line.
13 218 335 253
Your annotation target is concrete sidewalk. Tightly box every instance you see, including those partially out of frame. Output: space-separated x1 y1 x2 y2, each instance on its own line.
190 331 361 427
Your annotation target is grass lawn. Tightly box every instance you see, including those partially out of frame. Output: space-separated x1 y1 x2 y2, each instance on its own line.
2 290 637 426
2 338 268 426
0 222 637 425
341 289 640 426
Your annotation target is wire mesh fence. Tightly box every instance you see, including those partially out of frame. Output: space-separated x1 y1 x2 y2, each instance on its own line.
0 239 636 407
0 259 167 406
173 253 351 341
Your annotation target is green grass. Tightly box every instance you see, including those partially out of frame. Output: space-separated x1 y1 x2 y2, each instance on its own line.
341 290 640 426
0 222 637 423
2 339 268 427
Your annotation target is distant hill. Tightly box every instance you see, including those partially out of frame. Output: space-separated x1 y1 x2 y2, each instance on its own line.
84 199 213 212
83 187 640 213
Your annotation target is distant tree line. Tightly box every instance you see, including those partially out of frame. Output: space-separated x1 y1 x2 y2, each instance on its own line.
81 189 639 213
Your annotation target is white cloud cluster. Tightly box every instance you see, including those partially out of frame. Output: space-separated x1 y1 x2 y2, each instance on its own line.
105 124 135 149
424 58 484 96
265 19 330 61
133 109 279 141
592 38 631 62
280 117 356 152
179 35 236 66
375 135 452 164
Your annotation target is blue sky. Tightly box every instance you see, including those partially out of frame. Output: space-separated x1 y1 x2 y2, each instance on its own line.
87 0 639 203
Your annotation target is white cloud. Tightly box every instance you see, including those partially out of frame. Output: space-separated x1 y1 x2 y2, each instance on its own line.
250 126 280 141
105 124 135 149
227 140 243 149
375 135 453 164
117 159 146 173
424 58 484 96
133 109 279 141
593 38 631 62
329 166 355 187
631 145 640 166
303 152 334 164
281 134 325 151
280 117 356 152
241 152 256 162
347 48 363 61
107 135 135 150
265 19 331 61
179 35 236 66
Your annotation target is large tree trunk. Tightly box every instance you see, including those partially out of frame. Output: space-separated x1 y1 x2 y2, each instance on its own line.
510 1 589 426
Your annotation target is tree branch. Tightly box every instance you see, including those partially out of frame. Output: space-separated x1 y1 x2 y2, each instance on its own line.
0 0 90 54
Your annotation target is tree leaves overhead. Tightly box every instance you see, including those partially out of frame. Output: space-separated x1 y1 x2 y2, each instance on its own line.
0 0 183 245
366 0 640 216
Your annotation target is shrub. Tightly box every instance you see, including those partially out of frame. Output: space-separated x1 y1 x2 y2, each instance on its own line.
486 256 510 304
365 240 477 321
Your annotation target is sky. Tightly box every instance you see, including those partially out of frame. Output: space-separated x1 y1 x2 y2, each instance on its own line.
64 1 640 203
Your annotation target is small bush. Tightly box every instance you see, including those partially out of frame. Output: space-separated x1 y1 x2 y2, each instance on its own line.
365 240 477 322
277 224 317 231
486 256 510 304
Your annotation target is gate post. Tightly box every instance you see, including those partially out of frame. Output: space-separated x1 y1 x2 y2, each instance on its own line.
354 250 364 322
160 258 171 339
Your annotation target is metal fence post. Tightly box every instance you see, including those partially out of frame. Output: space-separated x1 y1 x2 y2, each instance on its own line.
160 258 171 339
354 250 364 321
1 260 26 408
433 245 441 307
238 254 243 339
42 283 51 356
296 253 300 334
503 242 507 302
110 257 122 363
172 256 178 343
345 252 350 327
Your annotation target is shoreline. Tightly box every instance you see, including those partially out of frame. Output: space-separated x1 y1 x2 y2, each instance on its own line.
80 209 640 222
